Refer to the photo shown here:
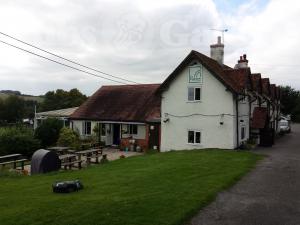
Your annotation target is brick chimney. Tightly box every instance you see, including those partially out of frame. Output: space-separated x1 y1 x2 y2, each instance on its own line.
210 36 224 64
234 54 248 68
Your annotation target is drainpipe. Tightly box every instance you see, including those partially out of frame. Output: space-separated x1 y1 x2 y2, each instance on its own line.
236 95 239 149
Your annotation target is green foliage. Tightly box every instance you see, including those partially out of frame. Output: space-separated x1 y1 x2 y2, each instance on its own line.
57 127 80 148
0 150 261 225
34 118 63 147
280 85 300 122
0 95 25 123
0 126 40 157
40 88 87 111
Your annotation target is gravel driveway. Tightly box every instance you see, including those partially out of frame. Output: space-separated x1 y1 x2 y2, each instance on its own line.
189 124 300 225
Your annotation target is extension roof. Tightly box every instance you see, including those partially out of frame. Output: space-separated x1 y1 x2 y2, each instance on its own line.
36 107 78 118
70 84 161 123
251 107 268 129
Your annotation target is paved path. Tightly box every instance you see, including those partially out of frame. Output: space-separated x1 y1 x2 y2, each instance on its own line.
189 124 300 225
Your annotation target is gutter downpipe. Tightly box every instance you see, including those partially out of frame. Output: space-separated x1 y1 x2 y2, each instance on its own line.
236 95 239 149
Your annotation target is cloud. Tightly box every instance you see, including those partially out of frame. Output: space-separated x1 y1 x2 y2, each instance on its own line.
224 0 300 88
0 0 299 96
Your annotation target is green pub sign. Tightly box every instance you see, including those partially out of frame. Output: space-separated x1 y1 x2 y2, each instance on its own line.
189 65 202 83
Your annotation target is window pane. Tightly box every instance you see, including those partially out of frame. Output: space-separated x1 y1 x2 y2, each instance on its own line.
195 88 201 100
101 124 106 136
188 87 194 101
86 122 91 135
195 132 201 143
188 131 194 143
241 127 245 139
132 125 138 134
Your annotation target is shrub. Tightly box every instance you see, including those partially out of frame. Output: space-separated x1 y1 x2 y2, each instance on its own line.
57 127 80 148
0 126 40 157
34 118 63 147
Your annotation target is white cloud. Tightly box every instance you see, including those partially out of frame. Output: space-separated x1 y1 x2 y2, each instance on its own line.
0 0 299 96
224 0 300 88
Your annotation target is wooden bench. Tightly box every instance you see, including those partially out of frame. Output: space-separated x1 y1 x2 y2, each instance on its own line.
61 160 82 170
0 159 28 170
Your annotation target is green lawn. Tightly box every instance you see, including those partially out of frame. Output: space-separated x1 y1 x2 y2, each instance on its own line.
0 150 261 225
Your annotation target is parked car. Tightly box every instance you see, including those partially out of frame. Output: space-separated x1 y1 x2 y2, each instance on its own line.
279 119 291 133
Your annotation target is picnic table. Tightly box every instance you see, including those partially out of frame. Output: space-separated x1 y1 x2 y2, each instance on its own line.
0 154 27 170
47 146 70 155
59 154 82 170
75 148 103 165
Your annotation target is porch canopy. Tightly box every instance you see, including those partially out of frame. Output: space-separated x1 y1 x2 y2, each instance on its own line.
251 107 268 129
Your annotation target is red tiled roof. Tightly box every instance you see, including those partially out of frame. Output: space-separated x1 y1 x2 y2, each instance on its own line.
276 86 281 100
270 84 276 100
251 107 268 129
158 50 243 94
261 78 270 96
224 68 251 93
251 73 262 94
70 84 161 122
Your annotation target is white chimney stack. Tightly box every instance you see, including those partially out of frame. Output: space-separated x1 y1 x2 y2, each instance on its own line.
210 36 224 64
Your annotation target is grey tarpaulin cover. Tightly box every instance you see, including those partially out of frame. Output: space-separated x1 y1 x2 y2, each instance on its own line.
31 149 61 175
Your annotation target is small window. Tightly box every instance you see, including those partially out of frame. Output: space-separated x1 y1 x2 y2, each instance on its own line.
188 130 201 144
82 121 91 135
128 124 138 135
241 126 246 140
188 87 201 101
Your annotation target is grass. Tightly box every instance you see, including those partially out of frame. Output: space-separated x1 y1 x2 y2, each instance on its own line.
0 149 262 225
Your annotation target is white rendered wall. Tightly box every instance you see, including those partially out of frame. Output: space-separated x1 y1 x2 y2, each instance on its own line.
161 62 236 151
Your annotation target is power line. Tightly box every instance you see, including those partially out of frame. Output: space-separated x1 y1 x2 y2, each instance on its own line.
0 31 139 84
0 39 128 84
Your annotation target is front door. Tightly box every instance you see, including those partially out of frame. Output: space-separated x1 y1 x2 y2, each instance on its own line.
113 124 120 145
149 124 160 150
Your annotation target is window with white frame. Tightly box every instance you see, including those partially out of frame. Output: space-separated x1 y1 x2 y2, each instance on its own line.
188 130 201 144
128 124 138 135
82 121 91 135
96 123 106 136
241 126 246 140
188 87 201 101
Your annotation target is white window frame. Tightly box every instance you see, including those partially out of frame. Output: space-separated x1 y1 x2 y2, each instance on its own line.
128 124 138 135
82 121 92 136
187 130 202 145
187 86 202 102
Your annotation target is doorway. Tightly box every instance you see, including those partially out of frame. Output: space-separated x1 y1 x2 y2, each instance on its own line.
149 124 160 150
113 124 120 145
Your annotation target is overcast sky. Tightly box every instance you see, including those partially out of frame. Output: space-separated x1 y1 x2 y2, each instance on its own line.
0 0 300 96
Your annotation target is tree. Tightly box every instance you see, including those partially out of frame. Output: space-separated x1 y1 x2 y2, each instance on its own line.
34 118 64 147
40 88 87 111
0 95 25 123
0 127 40 157
57 127 80 148
280 86 300 115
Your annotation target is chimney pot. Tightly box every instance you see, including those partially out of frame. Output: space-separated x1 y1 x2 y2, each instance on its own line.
243 54 247 60
217 36 221 44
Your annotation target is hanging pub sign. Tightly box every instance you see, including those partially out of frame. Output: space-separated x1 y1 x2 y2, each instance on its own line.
189 65 203 83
